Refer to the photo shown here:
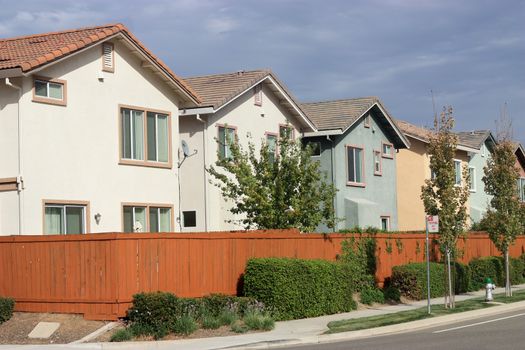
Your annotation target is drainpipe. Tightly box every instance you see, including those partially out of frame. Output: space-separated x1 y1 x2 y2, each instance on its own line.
195 114 209 232
5 78 23 235
327 135 337 232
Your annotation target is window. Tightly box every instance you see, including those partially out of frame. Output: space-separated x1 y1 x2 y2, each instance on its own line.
44 202 87 235
373 150 382 176
254 85 262 106
381 216 390 231
183 211 197 228
102 42 114 72
518 178 525 202
382 142 394 158
266 133 278 162
364 114 371 128
33 77 66 106
468 166 476 192
120 106 171 167
218 125 236 160
346 145 364 186
305 141 321 157
279 125 294 140
454 160 462 186
123 204 172 232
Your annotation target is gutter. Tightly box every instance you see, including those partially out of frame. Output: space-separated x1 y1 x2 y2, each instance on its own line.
195 114 209 232
5 78 23 235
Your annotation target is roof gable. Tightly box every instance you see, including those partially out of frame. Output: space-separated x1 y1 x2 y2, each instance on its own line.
0 23 200 105
183 69 316 131
301 97 410 149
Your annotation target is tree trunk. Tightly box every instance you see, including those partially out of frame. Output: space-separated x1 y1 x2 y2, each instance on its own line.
446 248 454 308
505 249 512 297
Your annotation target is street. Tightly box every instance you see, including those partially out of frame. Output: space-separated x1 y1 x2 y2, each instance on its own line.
282 309 525 350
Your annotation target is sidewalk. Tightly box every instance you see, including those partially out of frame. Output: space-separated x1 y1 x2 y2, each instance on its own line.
2 284 525 350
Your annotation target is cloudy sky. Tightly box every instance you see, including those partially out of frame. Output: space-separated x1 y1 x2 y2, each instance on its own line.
1 0 523 144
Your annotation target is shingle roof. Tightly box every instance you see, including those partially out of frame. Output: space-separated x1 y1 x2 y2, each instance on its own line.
395 119 433 142
184 70 270 109
300 97 379 131
0 23 200 103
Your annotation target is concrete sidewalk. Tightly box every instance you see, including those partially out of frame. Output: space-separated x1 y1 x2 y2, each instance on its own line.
2 284 525 350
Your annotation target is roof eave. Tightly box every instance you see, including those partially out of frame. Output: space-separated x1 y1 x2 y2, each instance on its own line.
303 129 343 137
0 68 23 78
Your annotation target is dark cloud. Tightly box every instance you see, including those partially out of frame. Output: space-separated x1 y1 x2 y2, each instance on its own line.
1 0 523 143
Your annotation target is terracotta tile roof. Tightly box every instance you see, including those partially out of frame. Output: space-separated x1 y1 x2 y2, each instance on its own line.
300 97 379 131
184 69 271 109
0 23 200 103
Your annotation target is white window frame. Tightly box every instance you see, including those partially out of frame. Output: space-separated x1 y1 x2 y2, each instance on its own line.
346 145 365 186
123 204 172 233
380 216 391 231
519 178 525 202
454 159 462 186
44 204 86 235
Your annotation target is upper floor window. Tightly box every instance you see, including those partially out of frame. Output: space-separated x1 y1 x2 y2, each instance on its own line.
33 77 67 106
102 42 115 72
218 125 236 160
266 133 278 163
305 141 322 157
123 204 172 232
468 166 476 192
279 124 294 140
44 201 88 235
346 145 364 186
373 150 382 176
120 106 171 168
382 142 394 159
518 178 525 202
454 159 462 186
254 85 262 106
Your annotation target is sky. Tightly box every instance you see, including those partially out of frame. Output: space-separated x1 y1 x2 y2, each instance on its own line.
1 0 523 144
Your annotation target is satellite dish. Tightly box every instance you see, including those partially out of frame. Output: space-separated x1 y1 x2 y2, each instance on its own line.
181 140 190 157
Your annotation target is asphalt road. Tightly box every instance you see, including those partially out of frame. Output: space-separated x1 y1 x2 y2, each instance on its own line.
282 309 525 350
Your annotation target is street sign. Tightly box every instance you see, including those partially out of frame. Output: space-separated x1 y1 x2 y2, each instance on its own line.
426 215 439 233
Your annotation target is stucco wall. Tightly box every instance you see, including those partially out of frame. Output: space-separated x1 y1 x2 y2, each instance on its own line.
396 136 470 231
1 39 183 235
468 141 492 223
179 82 305 232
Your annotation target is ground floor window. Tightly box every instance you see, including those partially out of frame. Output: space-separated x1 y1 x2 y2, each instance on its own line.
44 202 87 235
123 204 172 232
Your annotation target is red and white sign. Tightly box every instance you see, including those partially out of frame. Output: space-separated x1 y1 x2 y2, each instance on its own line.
426 215 439 233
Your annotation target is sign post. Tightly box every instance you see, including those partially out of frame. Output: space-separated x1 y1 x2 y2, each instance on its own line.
426 215 439 314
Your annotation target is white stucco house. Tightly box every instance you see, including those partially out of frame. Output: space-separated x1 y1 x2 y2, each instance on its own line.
178 70 317 232
0 24 201 235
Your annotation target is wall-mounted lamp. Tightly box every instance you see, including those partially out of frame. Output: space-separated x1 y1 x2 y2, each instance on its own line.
94 213 102 225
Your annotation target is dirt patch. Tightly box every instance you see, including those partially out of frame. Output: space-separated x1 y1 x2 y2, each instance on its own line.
0 312 110 344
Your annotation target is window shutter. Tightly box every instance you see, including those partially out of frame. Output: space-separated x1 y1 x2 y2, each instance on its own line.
102 43 114 72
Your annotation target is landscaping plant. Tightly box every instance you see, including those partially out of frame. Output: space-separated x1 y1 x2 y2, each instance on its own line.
0 296 14 324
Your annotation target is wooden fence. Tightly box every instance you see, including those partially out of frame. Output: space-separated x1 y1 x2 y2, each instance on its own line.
0 230 524 320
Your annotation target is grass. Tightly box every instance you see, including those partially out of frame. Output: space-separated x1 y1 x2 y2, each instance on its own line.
326 290 525 334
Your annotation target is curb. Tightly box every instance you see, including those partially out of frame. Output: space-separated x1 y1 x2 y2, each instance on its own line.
225 300 525 349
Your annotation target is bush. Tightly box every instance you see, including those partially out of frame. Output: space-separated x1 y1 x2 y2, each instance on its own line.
219 310 238 326
201 315 222 329
243 258 356 320
339 236 377 291
110 328 133 342
360 287 385 305
391 262 469 300
127 292 179 338
243 311 275 330
382 286 401 302
468 256 525 291
171 315 198 335
0 297 14 324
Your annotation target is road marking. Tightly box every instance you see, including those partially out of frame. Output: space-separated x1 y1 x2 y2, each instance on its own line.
433 312 525 334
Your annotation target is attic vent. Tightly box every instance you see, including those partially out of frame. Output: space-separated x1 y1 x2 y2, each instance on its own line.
102 42 114 72
28 39 47 44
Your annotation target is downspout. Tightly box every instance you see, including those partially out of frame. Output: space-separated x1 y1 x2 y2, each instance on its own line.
327 135 337 232
196 114 209 232
5 78 23 235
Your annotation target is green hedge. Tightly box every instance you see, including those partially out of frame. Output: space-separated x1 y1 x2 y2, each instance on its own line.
468 256 525 291
391 262 469 300
0 297 15 324
243 258 356 320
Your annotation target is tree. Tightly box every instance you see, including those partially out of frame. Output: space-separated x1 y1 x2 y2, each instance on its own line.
208 129 337 232
421 106 470 308
483 138 524 297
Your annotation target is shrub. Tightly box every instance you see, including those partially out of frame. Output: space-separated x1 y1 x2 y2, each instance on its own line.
468 256 525 291
360 287 385 305
171 315 198 335
200 294 236 317
219 310 238 326
243 258 356 320
201 315 222 330
382 286 401 302
339 236 377 291
391 262 469 300
231 320 249 333
243 311 275 330
110 328 133 342
0 297 14 324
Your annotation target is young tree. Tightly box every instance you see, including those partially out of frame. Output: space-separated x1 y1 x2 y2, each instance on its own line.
208 130 337 232
483 138 524 297
421 106 470 308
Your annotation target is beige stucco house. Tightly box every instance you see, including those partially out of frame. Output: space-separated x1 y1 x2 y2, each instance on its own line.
0 24 200 235
178 70 316 231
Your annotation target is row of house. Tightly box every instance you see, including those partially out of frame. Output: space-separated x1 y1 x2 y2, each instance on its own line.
0 23 524 236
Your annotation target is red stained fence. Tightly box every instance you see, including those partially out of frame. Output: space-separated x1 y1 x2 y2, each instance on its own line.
0 230 524 320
